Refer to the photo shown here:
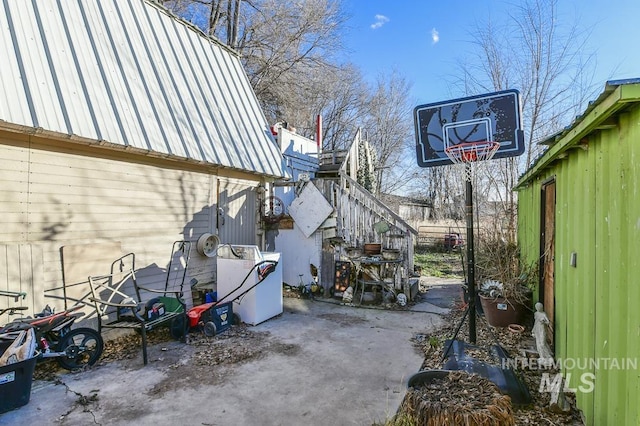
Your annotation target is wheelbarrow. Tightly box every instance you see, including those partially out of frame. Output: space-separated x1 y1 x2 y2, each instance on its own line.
187 259 278 337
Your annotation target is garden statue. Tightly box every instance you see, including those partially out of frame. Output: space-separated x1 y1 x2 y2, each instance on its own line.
532 302 554 367
342 286 354 304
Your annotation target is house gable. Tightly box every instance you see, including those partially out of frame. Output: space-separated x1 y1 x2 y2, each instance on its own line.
0 0 283 178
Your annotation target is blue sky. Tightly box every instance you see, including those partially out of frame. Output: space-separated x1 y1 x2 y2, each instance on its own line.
340 0 640 107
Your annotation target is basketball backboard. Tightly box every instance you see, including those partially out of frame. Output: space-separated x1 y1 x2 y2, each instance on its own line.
414 89 524 168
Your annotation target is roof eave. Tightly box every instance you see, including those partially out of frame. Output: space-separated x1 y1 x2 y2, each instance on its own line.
0 121 284 180
515 83 640 190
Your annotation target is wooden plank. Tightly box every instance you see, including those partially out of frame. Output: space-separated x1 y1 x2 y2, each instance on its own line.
22 218 204 233
21 210 208 225
542 181 556 344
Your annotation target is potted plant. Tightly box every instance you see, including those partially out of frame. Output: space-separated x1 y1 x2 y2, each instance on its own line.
475 236 536 327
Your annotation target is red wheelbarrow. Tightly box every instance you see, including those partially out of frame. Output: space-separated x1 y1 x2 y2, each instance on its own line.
187 260 278 336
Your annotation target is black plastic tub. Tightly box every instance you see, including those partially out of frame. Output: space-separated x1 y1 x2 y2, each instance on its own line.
0 355 38 414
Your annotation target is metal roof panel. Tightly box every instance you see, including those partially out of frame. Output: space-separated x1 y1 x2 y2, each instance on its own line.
0 0 283 178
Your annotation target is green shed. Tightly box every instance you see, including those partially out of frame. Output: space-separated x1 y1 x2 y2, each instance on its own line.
516 79 640 425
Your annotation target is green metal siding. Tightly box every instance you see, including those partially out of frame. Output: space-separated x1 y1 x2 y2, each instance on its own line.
556 145 597 422
517 91 640 426
516 184 540 268
592 108 640 425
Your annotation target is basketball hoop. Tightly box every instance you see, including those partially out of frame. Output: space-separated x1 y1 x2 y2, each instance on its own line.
445 141 500 164
445 141 500 181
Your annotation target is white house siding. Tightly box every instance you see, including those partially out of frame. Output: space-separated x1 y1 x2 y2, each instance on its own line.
0 244 45 316
0 0 282 315
0 132 260 313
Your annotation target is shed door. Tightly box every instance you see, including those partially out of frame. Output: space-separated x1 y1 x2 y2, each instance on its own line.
540 180 556 348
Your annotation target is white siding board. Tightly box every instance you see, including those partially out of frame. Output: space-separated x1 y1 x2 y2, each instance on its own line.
25 167 208 195
23 185 206 206
0 202 27 214
0 145 29 240
1 212 28 224
0 244 45 315
1 145 219 300
0 165 29 180
0 188 29 204
30 245 46 312
0 137 236 308
22 208 210 224
0 232 24 244
26 148 210 183
0 142 30 157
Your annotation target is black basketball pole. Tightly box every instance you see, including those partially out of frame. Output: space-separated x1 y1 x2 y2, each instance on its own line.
465 163 477 344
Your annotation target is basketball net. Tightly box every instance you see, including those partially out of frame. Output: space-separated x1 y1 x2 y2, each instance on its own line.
444 141 500 181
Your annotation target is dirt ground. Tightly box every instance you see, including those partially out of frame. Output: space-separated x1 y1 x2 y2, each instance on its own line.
391 300 587 425
5 273 586 425
4 292 444 426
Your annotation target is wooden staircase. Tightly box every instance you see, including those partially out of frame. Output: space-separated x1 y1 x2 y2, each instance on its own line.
312 144 419 299
315 150 348 178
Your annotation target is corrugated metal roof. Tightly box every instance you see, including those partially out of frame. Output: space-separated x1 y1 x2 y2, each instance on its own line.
517 78 640 187
0 0 283 178
539 78 640 146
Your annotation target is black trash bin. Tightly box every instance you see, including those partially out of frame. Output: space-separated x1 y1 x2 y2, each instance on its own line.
0 355 38 414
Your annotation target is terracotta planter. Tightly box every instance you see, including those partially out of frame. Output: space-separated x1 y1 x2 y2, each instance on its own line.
479 294 529 327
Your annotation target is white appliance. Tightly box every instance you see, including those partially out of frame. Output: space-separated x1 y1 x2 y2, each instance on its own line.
216 245 283 326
